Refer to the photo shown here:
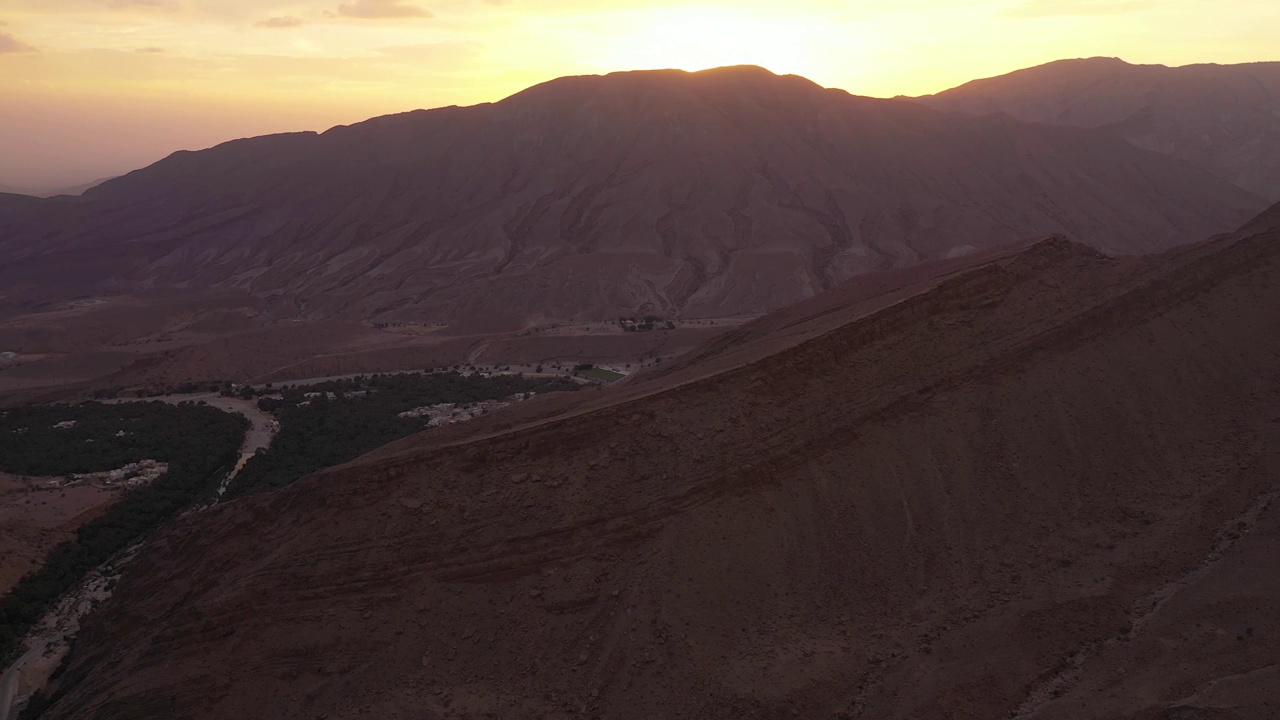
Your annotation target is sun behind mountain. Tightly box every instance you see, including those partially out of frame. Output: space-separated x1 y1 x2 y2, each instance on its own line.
594 6 826 78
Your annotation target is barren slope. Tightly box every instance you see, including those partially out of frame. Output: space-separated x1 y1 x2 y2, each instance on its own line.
0 473 120 596
918 57 1280 199
0 66 1264 327
30 201 1280 719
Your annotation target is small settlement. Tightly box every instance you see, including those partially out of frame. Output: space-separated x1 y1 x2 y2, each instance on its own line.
399 399 512 426
51 460 169 490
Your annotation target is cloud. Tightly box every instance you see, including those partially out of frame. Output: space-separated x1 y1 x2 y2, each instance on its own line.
255 15 306 28
108 0 180 10
0 31 35 54
337 0 432 19
134 46 166 53
1003 0 1153 18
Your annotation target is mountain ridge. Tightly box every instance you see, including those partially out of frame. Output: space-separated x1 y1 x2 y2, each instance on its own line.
0 65 1264 329
918 57 1280 198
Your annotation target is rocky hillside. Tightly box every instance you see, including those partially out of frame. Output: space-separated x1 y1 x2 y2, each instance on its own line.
918 57 1280 199
0 66 1264 327
36 203 1280 719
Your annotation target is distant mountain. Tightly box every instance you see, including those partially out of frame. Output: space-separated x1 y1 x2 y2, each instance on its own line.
0 66 1264 327
46 178 113 197
917 57 1280 199
0 177 112 198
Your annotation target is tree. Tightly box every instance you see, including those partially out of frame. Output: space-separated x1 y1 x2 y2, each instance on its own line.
0 401 246 663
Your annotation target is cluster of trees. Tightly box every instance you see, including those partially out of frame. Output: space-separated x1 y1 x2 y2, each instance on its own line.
618 315 677 333
225 371 578 499
0 401 247 663
19 691 53 719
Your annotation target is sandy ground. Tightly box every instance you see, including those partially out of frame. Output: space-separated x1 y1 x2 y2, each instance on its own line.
0 472 120 596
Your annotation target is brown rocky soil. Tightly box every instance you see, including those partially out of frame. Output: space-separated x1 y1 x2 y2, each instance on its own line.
30 203 1280 719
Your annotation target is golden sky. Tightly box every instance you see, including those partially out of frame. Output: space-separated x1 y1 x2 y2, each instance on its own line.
1 0 1276 188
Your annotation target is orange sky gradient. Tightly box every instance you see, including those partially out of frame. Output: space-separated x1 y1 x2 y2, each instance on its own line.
1 0 1277 189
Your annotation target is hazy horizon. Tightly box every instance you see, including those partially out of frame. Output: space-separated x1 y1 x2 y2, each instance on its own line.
2 0 1278 189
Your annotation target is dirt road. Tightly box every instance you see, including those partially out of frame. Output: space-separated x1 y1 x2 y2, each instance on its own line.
0 645 39 720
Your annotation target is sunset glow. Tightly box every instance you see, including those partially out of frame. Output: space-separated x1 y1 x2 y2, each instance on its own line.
1 0 1277 189
593 7 826 77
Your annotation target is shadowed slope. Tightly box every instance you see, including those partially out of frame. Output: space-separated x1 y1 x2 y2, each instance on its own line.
33 202 1280 719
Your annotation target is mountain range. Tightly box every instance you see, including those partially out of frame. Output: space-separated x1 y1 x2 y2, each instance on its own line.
0 65 1266 330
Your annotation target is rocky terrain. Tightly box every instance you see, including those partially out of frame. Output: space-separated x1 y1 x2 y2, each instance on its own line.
28 201 1280 719
0 65 1269 400
0 66 1265 330
918 57 1280 200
